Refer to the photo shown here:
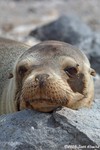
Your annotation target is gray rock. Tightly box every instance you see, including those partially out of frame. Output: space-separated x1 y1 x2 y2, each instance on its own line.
94 75 100 99
89 33 100 74
30 15 93 45
79 33 100 74
54 99 100 147
0 99 100 150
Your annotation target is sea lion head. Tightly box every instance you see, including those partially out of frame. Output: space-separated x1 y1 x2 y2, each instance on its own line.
12 41 96 112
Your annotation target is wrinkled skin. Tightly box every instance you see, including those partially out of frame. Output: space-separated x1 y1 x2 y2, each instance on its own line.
1 40 96 114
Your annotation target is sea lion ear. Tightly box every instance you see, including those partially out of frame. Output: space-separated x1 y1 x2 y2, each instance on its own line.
8 72 13 79
89 68 96 76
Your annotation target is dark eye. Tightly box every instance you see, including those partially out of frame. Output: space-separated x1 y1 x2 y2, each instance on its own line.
64 67 78 77
18 66 28 76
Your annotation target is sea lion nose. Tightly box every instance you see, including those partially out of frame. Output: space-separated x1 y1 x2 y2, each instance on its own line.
35 74 49 87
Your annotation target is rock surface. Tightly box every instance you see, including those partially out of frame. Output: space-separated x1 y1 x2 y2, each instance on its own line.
30 15 93 46
54 99 100 147
0 99 100 150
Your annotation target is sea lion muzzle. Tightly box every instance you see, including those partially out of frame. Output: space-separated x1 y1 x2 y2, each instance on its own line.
35 74 49 88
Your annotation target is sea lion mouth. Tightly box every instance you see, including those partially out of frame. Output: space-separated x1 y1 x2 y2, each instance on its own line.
24 98 64 112
25 98 68 105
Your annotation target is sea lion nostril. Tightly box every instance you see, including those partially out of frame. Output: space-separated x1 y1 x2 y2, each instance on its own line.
35 74 49 81
35 74 49 87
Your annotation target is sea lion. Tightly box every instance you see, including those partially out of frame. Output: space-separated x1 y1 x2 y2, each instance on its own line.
0 38 30 114
0 40 96 114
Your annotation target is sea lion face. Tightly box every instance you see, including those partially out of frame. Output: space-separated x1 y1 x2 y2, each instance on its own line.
13 41 95 112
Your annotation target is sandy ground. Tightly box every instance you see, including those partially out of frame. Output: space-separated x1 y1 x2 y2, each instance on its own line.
0 0 100 45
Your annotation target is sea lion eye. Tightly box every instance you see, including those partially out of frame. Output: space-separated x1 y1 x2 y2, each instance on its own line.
64 67 78 77
18 66 28 76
